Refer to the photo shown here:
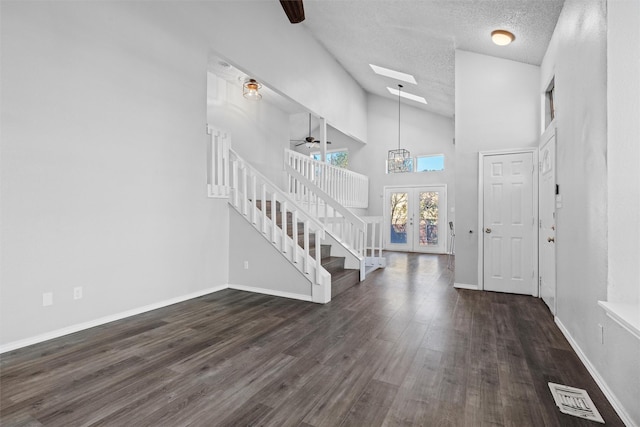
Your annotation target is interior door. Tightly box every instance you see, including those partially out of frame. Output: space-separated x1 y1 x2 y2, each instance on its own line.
385 186 447 253
483 153 536 295
539 129 557 313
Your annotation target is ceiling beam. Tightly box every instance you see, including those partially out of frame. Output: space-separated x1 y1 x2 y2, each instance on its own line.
279 0 305 24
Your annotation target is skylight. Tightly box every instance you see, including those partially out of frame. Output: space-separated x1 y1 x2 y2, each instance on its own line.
370 64 417 85
387 87 427 104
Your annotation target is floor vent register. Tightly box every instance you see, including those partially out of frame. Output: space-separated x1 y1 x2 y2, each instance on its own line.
548 382 605 423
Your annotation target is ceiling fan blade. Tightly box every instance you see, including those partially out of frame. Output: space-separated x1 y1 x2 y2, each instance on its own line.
279 0 305 24
295 141 306 146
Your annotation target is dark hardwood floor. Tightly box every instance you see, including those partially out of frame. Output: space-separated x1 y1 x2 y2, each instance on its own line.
0 252 624 426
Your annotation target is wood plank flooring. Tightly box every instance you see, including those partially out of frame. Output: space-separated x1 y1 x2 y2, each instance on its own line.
0 252 624 426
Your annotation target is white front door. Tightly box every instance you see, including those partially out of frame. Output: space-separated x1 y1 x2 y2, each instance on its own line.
385 186 447 253
539 128 557 313
482 153 536 295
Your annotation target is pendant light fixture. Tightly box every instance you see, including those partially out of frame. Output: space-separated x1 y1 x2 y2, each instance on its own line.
388 84 411 172
243 78 262 100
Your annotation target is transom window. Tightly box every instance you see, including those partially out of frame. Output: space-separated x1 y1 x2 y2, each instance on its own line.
416 154 445 172
387 154 445 174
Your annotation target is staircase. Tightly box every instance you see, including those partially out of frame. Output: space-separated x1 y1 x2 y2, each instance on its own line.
256 200 361 298
207 126 383 303
284 149 386 275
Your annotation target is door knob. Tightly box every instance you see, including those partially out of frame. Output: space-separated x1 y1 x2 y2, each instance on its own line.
547 237 555 243
485 228 492 234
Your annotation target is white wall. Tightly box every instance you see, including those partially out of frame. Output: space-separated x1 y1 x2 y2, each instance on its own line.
207 73 291 187
0 0 368 349
541 0 609 384
228 210 312 299
143 1 368 143
607 0 640 308
454 50 541 286
543 0 639 424
0 1 229 346
542 1 639 425
353 94 455 219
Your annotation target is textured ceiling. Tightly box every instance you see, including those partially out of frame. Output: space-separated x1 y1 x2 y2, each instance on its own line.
301 0 565 118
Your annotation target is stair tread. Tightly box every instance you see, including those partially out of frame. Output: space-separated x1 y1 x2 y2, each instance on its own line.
254 200 344 267
321 256 345 273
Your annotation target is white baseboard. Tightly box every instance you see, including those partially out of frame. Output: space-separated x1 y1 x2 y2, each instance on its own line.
454 282 479 290
555 317 636 427
0 285 228 354
228 284 313 302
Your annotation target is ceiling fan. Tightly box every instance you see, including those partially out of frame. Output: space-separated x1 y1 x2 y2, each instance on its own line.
291 113 332 147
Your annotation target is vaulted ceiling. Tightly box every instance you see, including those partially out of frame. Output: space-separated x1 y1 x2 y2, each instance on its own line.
299 0 565 118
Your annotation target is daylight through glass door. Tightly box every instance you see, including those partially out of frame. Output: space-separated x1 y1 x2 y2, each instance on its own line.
385 186 448 254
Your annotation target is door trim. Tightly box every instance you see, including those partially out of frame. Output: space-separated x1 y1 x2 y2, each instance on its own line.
383 184 448 253
477 148 539 293
539 123 557 312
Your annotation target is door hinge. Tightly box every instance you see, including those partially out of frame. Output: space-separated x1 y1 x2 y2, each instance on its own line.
539 219 542 228
538 161 542 172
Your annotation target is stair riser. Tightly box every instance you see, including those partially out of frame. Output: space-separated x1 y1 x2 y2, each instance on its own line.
331 270 361 298
254 199 361 298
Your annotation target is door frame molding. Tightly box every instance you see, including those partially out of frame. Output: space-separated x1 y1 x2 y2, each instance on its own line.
383 184 448 253
477 148 539 293
538 123 557 311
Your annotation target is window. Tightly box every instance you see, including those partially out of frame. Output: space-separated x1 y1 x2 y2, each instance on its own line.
545 77 555 128
387 155 444 174
311 150 348 168
416 154 445 172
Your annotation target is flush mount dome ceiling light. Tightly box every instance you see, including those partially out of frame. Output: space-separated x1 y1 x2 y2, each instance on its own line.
491 29 515 46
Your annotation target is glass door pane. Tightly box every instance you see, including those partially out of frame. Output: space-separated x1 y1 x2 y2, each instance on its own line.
418 191 439 247
389 192 409 245
385 186 448 254
414 187 446 253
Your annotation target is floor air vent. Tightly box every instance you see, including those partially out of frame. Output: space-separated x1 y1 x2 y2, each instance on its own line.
548 382 605 423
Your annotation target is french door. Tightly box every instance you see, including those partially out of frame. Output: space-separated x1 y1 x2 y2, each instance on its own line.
384 186 447 253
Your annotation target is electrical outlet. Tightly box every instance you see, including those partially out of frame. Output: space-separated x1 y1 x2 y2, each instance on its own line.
42 292 53 307
243 261 249 270
73 286 83 300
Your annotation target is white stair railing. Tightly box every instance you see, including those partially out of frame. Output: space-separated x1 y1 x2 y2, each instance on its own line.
362 216 386 270
207 126 331 303
207 127 230 198
285 149 369 209
285 163 367 258
285 150 386 278
228 148 331 303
